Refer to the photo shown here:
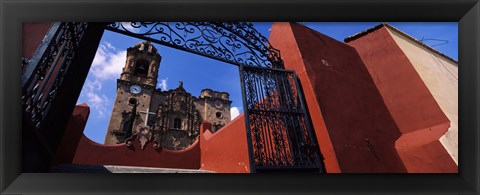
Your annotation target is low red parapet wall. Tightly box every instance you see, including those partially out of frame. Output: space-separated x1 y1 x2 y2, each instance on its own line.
71 135 201 169
53 104 200 169
54 104 250 172
199 114 250 173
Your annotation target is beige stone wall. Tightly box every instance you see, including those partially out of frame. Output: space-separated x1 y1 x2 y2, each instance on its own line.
195 96 231 132
387 27 458 164
193 98 206 120
197 90 232 130
104 82 153 144
149 91 166 114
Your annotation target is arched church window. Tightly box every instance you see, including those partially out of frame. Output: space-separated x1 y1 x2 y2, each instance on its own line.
173 118 181 129
134 59 149 76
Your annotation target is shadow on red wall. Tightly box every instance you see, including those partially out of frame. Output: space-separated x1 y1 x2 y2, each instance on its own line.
269 22 457 173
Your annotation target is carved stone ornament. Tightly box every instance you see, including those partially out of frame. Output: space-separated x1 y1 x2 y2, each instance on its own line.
136 125 153 150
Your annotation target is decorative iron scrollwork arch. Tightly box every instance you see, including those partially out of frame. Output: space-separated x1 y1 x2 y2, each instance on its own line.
105 22 284 69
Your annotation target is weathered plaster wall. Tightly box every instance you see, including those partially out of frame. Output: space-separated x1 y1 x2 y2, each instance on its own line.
270 22 408 172
387 27 458 164
346 26 457 172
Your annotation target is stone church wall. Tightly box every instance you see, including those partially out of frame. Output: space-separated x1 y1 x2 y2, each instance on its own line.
104 42 232 149
160 130 197 150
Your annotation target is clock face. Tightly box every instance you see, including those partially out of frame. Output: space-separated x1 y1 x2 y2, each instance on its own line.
130 85 142 94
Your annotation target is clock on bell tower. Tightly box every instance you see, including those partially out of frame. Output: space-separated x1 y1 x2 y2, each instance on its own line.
104 41 162 144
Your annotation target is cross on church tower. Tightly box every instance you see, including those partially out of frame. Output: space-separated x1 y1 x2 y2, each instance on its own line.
140 108 156 127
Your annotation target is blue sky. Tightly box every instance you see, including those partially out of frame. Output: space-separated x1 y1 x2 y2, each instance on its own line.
77 22 458 144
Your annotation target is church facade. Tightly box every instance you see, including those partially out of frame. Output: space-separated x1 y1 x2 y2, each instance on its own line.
104 42 232 150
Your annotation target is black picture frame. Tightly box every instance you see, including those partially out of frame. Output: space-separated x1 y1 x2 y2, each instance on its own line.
1 0 479 194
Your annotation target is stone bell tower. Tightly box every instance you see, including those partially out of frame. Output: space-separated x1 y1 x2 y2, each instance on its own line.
104 41 161 144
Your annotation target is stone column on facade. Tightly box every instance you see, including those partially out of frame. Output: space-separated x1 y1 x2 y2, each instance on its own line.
121 55 135 80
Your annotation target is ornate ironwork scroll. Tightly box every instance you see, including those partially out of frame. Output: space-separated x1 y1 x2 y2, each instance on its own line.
240 65 324 172
22 22 88 129
105 22 284 69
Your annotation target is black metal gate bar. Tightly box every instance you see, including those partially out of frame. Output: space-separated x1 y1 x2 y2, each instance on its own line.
22 22 106 172
22 22 88 129
105 22 284 69
239 64 256 172
240 65 324 172
292 73 325 172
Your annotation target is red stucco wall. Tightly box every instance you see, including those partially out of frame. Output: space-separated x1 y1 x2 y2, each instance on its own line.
71 135 201 169
199 115 251 173
346 26 457 172
347 27 450 134
270 22 410 172
55 105 250 172
269 23 342 173
55 105 201 169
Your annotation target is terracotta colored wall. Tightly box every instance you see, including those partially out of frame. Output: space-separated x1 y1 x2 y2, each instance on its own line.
55 105 251 172
71 135 201 169
387 28 458 164
73 135 200 169
55 105 201 169
270 22 407 172
346 26 457 172
199 115 251 173
269 23 342 173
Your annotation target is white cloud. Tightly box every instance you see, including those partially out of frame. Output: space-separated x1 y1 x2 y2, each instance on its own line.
104 41 116 50
157 78 168 91
91 42 127 80
78 77 109 118
86 92 106 105
78 41 126 117
230 107 240 120
84 78 102 91
85 91 109 117
121 22 141 33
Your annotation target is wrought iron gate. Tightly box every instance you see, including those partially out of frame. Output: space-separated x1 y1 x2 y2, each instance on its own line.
22 22 325 172
22 22 105 171
240 65 324 172
104 22 325 172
